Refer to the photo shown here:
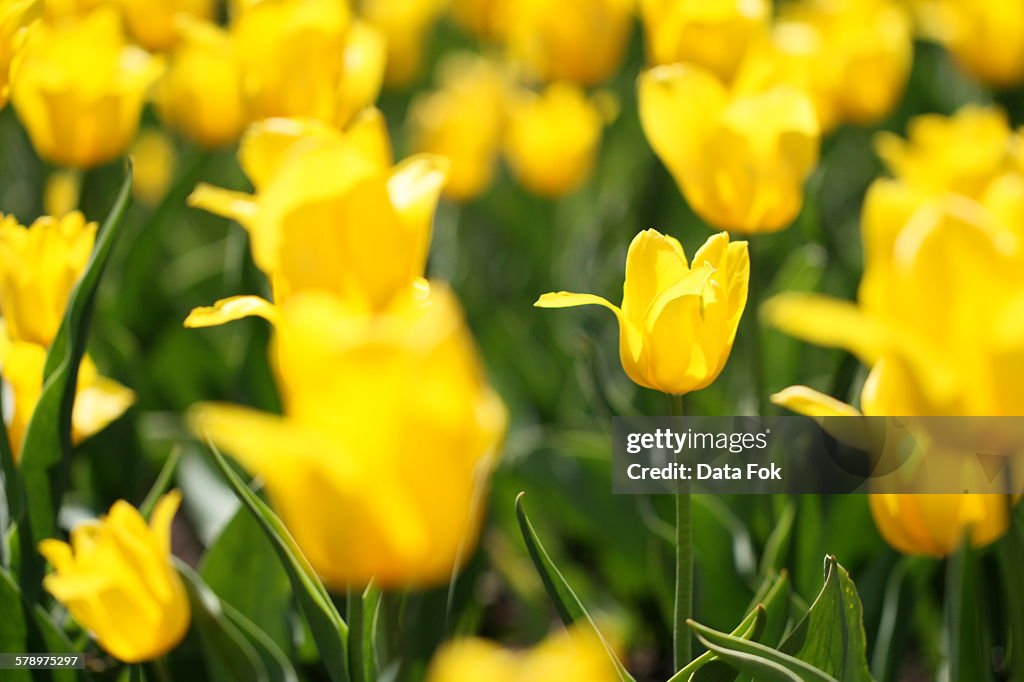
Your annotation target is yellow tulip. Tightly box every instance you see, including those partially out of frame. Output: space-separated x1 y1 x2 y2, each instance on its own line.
363 0 447 88
156 19 246 148
640 0 770 82
504 82 607 198
231 0 385 127
504 0 633 86
38 492 190 662
734 0 912 130
185 111 449 326
0 211 135 459
639 63 821 233
115 0 215 51
130 128 176 206
191 286 507 589
0 0 36 110
449 0 510 41
536 229 749 395
915 0 1024 87
11 7 163 168
408 53 508 202
426 627 618 682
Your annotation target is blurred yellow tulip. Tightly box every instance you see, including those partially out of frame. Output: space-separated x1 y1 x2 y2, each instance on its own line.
449 0 510 41
409 53 508 202
157 19 246 148
38 492 190 662
130 128 176 206
504 82 607 198
0 0 36 110
503 0 633 86
640 0 769 81
191 286 507 589
186 111 448 326
0 211 134 459
363 0 446 88
426 627 618 682
536 229 749 395
915 0 1024 87
639 63 820 233
734 0 912 130
115 0 215 51
11 7 162 168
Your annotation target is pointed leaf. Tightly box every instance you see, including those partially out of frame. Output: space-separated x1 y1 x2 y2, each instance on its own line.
670 605 765 682
205 443 350 682
515 492 634 682
689 621 839 682
945 536 987 680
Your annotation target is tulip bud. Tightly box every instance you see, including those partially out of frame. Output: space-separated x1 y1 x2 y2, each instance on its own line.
537 229 749 395
639 63 820 234
115 0 216 52
363 0 447 88
38 492 190 662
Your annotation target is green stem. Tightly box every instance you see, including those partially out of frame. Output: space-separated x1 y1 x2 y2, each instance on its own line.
747 237 767 416
668 393 692 669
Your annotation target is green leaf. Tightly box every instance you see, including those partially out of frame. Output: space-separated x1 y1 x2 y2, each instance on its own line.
0 569 31 682
19 165 133 544
779 556 873 682
139 447 182 519
670 605 765 682
222 601 299 682
747 571 791 648
205 442 350 682
689 620 839 682
996 521 1024 682
200 505 292 653
176 560 268 682
945 535 987 681
347 584 379 682
515 492 635 682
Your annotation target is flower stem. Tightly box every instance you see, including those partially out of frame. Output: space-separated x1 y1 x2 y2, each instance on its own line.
668 393 692 669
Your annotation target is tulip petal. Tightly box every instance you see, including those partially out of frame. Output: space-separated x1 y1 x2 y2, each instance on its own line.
337 21 387 128
535 291 620 314
770 385 861 418
238 117 339 189
183 295 280 328
149 490 182 557
345 107 393 169
71 375 135 444
621 228 689 321
642 264 716 324
762 292 890 365
187 184 258 227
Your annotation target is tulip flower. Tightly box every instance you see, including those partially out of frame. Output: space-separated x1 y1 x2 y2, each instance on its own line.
639 64 820 234
408 53 508 202
130 128 176 206
11 7 163 168
38 492 190 662
915 0 1024 87
536 229 749 395
185 111 448 327
426 627 617 682
116 0 215 51
191 286 507 589
503 0 633 86
734 0 912 130
504 82 608 198
231 0 385 127
0 211 135 459
363 0 447 88
640 0 770 81
0 0 35 110
156 19 245 148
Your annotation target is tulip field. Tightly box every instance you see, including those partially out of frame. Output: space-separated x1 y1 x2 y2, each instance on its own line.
2 0 1024 681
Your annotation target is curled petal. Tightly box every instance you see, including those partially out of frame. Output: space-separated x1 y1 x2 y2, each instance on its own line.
184 295 279 328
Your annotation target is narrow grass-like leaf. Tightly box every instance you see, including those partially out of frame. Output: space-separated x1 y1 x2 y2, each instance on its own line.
997 522 1024 682
515 492 634 682
139 447 182 519
945 535 987 681
669 605 765 682
205 442 350 682
348 583 379 682
19 166 133 543
779 556 873 682
689 620 839 682
748 571 791 648
222 601 299 682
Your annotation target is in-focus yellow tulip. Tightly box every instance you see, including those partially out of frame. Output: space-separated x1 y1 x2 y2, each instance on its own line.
915 0 1024 87
185 111 449 327
504 82 608 198
426 627 618 682
640 0 770 82
0 211 135 459
639 63 821 233
408 53 508 202
536 229 749 395
363 0 446 88
0 0 36 110
191 286 507 589
38 492 190 662
11 7 163 168
231 0 385 127
130 128 176 206
734 0 912 130
503 0 633 86
115 0 215 51
157 19 245 148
